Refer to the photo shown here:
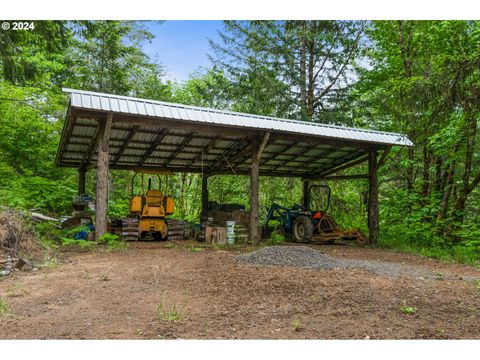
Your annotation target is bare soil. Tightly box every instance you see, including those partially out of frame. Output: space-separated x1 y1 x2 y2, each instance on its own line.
0 242 479 339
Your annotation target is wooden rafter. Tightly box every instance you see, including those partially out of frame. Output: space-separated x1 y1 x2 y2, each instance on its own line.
374 145 392 171
138 129 167 165
112 126 138 164
163 132 195 166
210 137 251 170
308 152 369 179
272 146 326 171
81 124 100 167
190 136 221 166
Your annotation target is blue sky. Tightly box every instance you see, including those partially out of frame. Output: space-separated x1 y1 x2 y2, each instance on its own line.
142 20 224 82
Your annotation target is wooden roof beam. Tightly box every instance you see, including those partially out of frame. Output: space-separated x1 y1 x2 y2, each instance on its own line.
138 129 167 165
307 153 369 180
163 132 195 166
190 136 221 166
111 126 138 165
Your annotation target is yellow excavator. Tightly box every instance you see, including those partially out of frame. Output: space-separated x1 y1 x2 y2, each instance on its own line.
120 172 182 241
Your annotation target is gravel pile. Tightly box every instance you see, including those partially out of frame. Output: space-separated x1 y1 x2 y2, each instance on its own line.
236 245 461 280
236 246 341 270
338 258 432 279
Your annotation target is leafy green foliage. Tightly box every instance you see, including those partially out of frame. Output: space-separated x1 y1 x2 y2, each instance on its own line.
99 233 128 251
268 230 285 245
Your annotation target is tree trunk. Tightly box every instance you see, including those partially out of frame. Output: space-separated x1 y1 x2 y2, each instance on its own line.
306 33 315 120
95 113 112 242
78 167 86 195
298 21 307 120
368 149 379 244
302 180 310 209
249 152 260 244
249 133 270 244
200 174 209 223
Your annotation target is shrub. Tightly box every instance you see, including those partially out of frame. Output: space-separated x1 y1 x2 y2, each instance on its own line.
269 230 285 245
99 233 128 251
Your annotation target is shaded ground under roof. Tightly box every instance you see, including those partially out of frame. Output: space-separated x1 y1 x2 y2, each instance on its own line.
56 88 413 178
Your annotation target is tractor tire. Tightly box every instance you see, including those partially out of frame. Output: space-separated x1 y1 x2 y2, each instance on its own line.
293 215 313 243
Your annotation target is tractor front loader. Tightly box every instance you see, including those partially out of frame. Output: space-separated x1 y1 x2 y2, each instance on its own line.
264 184 367 245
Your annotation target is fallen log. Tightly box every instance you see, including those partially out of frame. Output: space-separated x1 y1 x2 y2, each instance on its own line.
30 212 58 222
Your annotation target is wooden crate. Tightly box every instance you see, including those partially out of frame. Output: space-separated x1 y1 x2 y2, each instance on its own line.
204 226 227 244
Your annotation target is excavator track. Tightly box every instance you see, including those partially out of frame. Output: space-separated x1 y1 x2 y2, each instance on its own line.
166 219 185 240
121 218 140 241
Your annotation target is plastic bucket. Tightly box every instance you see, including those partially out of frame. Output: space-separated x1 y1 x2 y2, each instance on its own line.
226 221 236 244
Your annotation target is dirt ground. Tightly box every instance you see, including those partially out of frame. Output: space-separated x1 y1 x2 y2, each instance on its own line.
0 242 479 339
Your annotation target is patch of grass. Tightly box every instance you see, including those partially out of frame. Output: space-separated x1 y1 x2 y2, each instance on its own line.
99 273 110 282
157 291 183 322
164 241 176 249
291 317 302 332
61 237 96 250
400 300 417 315
42 254 58 269
378 230 480 268
0 297 11 316
6 283 28 297
474 279 480 290
135 328 143 336
435 272 445 280
99 233 128 251
188 245 204 252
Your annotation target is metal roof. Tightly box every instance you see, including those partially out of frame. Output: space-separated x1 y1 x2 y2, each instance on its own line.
64 88 412 146
56 88 413 178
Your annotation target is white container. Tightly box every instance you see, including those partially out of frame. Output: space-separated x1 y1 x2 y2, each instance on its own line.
226 221 236 245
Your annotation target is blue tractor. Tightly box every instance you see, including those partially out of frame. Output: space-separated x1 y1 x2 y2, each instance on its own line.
263 184 366 244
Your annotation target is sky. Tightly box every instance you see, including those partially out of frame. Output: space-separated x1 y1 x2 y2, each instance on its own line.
142 20 224 82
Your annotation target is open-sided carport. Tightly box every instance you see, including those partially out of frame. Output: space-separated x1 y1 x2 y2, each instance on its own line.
56 88 413 243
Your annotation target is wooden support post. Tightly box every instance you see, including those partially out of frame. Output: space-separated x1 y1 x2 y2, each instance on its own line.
249 132 270 244
95 113 113 242
78 167 86 195
200 173 209 223
302 180 310 208
368 149 379 244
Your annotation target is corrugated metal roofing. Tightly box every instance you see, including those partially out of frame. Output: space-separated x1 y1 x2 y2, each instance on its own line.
56 88 413 178
63 88 413 147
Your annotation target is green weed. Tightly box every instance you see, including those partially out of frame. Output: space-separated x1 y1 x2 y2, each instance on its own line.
188 245 204 252
164 241 176 249
99 273 110 282
291 317 302 332
400 300 417 315
157 291 183 322
0 297 11 316
474 279 480 290
6 283 28 297
42 255 58 269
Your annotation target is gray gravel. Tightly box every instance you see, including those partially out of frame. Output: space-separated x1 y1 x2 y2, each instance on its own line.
236 246 340 270
236 245 470 280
